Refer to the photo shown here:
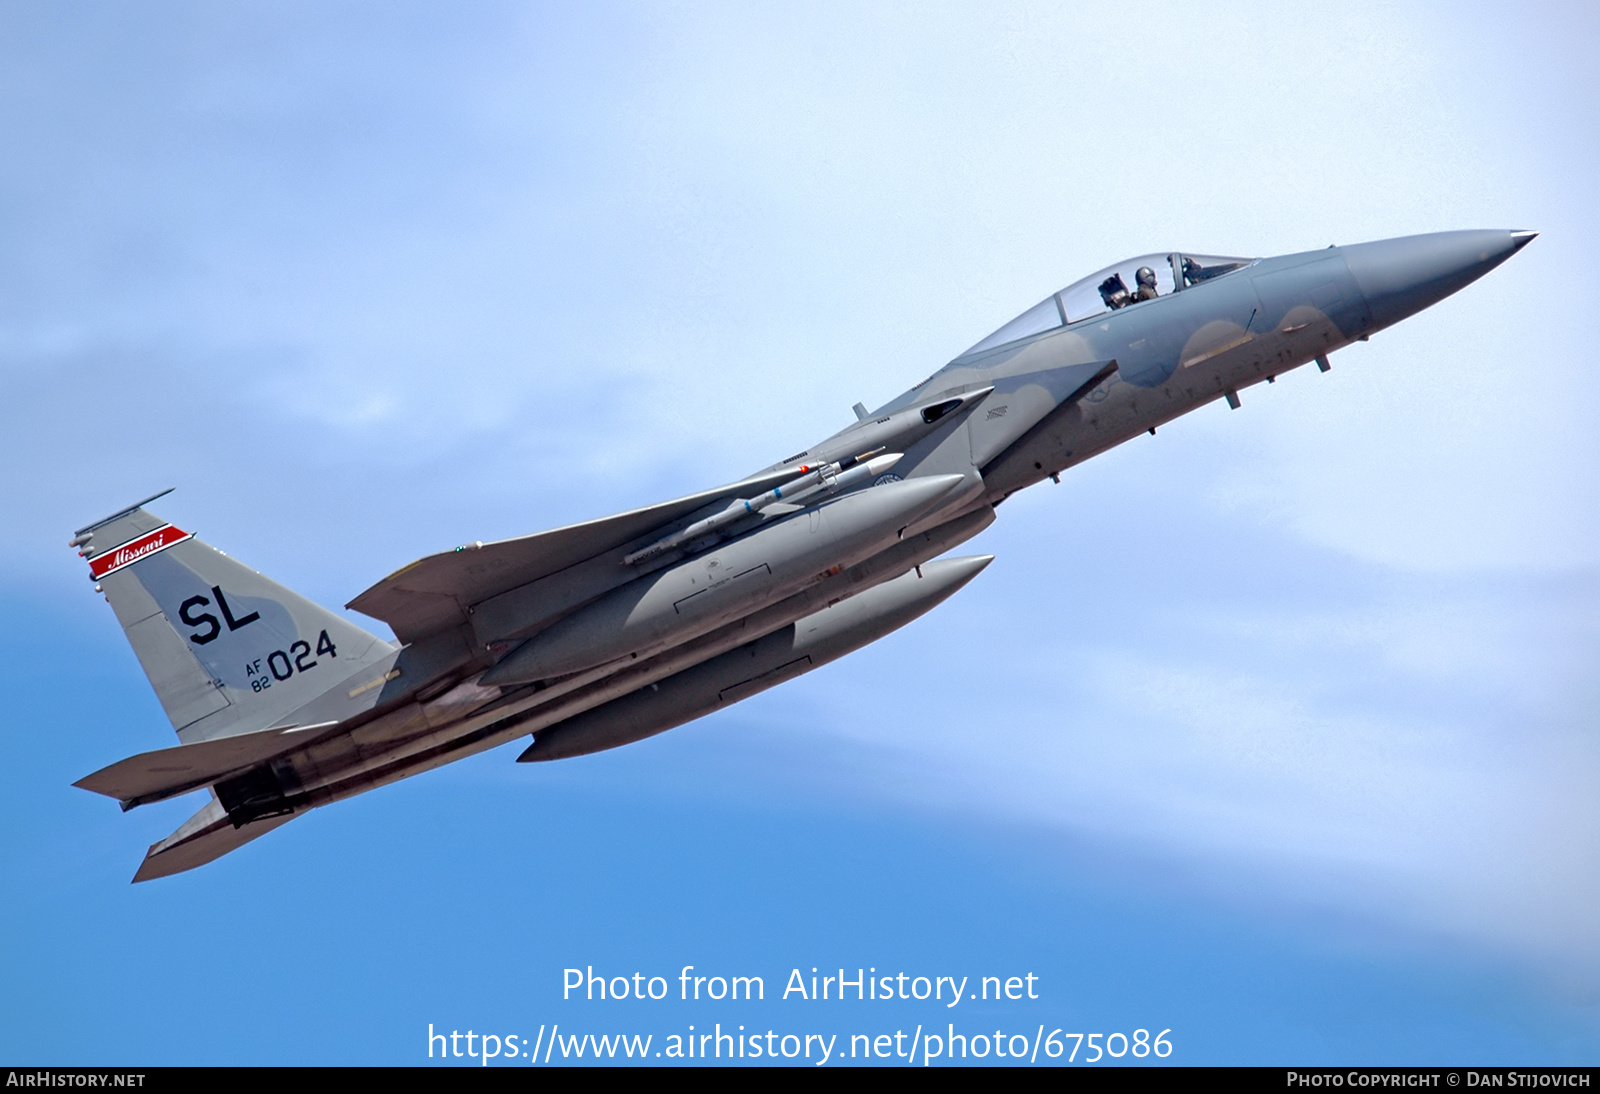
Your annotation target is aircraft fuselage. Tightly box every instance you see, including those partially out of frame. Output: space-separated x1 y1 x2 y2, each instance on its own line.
70 229 1534 879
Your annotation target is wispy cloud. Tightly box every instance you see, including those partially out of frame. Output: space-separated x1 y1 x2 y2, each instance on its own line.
3 0 1596 998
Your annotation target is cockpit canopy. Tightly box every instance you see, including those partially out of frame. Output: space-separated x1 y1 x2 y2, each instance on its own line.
959 252 1256 358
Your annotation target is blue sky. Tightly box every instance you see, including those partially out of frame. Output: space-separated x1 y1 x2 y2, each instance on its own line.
2 0 1597 1065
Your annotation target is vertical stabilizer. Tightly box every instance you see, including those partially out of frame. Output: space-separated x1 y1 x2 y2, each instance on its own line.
74 494 397 745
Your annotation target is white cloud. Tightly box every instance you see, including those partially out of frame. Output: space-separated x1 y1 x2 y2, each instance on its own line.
3 0 1596 989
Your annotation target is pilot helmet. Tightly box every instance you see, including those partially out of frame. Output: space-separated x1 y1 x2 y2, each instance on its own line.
1136 266 1157 290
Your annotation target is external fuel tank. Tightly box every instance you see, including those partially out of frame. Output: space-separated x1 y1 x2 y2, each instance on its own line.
481 473 966 685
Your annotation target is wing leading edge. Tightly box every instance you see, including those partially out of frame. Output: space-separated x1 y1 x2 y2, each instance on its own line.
345 466 810 643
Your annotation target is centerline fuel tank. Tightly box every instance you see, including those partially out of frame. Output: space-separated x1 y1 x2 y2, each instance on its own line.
519 554 994 762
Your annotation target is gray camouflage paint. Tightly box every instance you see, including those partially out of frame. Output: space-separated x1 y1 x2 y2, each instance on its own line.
72 229 1535 880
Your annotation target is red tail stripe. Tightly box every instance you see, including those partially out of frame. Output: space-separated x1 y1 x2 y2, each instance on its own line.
87 525 193 580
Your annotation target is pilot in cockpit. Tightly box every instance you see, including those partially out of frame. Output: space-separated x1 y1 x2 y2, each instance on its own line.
1099 266 1160 311
1133 266 1159 302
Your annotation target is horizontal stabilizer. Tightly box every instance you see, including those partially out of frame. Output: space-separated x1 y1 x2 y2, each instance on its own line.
132 796 295 883
346 466 814 643
75 722 334 807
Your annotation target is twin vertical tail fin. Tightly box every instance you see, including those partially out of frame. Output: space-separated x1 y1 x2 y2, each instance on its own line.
75 491 394 743
72 492 398 880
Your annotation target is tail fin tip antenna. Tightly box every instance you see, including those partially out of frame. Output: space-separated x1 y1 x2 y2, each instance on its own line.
74 488 176 538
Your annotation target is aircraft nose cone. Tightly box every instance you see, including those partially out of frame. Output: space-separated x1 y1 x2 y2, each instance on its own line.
1342 229 1531 333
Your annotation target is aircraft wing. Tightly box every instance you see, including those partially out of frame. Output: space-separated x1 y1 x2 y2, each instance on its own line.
346 467 807 643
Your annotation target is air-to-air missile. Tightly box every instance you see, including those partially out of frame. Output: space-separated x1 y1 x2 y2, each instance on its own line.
69 228 1536 879
621 449 906 566
480 467 961 685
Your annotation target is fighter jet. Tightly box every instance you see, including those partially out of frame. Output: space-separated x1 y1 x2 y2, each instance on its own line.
70 228 1535 880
